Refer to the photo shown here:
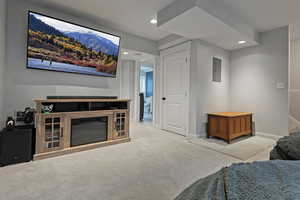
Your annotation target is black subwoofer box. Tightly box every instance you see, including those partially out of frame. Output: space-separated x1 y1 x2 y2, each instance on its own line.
0 125 35 167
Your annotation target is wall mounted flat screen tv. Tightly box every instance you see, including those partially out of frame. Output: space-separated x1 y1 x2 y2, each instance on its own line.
27 11 121 77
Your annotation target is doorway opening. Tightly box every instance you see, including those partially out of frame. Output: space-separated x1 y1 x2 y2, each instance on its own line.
120 48 156 126
139 63 154 124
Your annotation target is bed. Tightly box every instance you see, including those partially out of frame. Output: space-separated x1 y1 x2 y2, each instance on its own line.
175 160 300 200
270 132 300 160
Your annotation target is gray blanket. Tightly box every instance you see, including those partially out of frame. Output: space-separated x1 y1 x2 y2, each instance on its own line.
270 132 300 160
175 160 300 200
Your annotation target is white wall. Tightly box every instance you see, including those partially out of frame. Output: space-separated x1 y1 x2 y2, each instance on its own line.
230 26 289 136
119 60 136 120
153 56 161 127
190 40 230 137
4 0 158 117
140 72 146 93
159 27 289 137
0 0 7 127
290 40 300 122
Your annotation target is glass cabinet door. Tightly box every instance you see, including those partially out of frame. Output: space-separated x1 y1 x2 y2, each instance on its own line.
43 116 64 152
114 112 128 139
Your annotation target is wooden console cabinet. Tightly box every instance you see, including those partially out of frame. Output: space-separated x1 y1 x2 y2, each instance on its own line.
207 112 253 144
34 99 130 160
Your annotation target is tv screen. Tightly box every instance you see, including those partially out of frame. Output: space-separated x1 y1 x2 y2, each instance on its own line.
27 11 121 77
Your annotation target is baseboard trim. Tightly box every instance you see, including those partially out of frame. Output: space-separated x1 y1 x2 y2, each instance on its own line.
187 134 199 140
186 131 205 140
256 132 282 140
154 123 160 129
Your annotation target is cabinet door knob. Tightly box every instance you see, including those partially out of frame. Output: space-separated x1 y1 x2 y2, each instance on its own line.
162 97 166 101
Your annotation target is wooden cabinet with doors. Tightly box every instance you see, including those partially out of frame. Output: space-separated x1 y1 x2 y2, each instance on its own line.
36 113 65 154
113 111 129 139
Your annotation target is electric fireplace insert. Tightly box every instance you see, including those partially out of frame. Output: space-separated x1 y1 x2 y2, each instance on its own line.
71 117 108 147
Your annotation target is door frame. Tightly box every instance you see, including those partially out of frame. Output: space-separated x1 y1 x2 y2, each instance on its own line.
159 41 191 136
133 59 157 126
134 61 141 123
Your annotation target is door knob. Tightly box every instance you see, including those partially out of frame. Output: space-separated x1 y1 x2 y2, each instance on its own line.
162 97 166 101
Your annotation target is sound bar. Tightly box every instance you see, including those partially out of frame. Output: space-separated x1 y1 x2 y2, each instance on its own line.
47 96 118 100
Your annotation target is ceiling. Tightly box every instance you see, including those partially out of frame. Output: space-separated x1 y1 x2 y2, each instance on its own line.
158 6 259 50
28 0 175 41
222 0 300 40
28 0 300 41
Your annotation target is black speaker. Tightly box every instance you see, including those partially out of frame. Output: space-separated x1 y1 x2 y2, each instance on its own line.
0 125 34 167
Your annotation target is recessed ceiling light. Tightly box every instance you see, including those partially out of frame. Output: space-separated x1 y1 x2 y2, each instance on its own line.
123 52 129 55
150 18 157 24
238 40 246 44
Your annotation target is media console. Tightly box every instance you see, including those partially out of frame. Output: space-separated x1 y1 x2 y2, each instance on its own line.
34 99 130 160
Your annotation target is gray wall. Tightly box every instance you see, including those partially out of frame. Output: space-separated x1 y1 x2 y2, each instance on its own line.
290 40 300 122
290 40 300 90
190 40 230 137
188 27 289 137
119 60 136 120
230 26 289 136
0 0 7 127
4 0 158 117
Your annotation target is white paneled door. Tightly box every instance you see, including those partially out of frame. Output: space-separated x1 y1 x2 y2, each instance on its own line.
162 50 190 136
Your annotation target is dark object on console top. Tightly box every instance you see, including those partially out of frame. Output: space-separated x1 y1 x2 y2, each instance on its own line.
47 96 118 100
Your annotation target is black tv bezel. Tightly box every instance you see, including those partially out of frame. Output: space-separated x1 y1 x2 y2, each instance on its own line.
26 11 121 78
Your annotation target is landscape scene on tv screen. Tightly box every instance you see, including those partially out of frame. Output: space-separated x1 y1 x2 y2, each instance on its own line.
27 12 120 77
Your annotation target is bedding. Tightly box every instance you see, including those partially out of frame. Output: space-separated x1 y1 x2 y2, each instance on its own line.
175 160 300 200
270 132 300 160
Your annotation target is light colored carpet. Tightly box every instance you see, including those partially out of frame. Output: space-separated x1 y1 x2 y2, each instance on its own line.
189 136 276 161
0 124 271 200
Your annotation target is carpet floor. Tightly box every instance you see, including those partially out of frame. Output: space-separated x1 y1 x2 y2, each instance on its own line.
189 135 276 160
0 124 273 200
